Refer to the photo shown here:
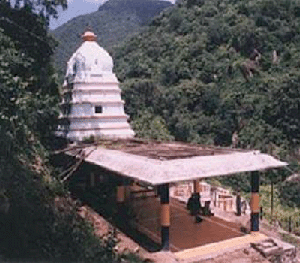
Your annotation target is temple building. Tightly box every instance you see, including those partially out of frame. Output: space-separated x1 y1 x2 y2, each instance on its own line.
58 30 135 141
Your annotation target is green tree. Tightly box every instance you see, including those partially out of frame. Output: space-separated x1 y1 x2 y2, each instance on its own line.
113 0 300 155
132 110 174 141
10 0 67 24
0 1 125 261
279 180 300 208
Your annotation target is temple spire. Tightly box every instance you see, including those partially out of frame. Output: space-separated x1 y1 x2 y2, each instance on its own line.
58 28 135 141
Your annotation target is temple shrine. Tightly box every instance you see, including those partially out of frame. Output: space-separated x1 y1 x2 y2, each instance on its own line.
58 30 134 141
55 30 293 261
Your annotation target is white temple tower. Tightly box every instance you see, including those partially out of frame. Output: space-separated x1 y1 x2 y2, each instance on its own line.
59 30 135 141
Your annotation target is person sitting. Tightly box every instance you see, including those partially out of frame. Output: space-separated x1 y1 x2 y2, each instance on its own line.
203 200 214 216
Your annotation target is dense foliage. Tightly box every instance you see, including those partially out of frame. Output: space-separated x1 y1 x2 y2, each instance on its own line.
0 1 124 261
279 178 300 207
52 0 173 82
52 0 300 206
0 1 61 149
112 0 300 157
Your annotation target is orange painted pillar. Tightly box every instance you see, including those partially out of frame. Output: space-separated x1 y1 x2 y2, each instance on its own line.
117 178 131 204
250 171 260 232
160 183 170 251
117 185 125 203
90 172 95 188
193 179 200 198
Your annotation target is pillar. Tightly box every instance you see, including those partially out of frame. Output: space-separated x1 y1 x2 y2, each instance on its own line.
160 183 170 251
125 180 131 200
236 189 241 216
117 185 125 203
250 171 260 232
193 179 200 198
117 177 131 203
90 172 95 188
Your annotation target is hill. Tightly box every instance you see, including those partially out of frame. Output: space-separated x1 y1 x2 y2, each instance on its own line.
52 0 173 79
113 0 300 153
0 1 128 261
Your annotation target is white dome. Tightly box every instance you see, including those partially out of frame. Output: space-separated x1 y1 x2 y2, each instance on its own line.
65 31 114 80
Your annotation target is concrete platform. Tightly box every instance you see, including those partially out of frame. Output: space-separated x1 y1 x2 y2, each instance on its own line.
174 232 267 261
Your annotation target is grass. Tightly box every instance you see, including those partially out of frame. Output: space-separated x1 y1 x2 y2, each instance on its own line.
259 185 300 228
280 232 300 247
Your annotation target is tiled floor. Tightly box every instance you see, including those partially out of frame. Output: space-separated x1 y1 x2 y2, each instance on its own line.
130 196 244 252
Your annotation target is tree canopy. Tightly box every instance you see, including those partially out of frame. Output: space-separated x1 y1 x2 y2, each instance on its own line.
0 1 125 261
112 0 300 158
8 0 67 23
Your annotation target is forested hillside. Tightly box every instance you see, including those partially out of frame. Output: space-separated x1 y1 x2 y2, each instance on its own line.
52 0 173 80
0 1 131 261
113 0 300 157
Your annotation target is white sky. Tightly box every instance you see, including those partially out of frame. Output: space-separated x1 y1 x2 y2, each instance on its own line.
50 0 175 30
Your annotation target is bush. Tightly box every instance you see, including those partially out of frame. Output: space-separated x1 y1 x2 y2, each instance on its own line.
0 159 119 262
279 180 300 208
132 110 174 141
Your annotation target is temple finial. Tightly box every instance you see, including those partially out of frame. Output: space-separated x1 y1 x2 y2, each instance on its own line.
82 24 97 42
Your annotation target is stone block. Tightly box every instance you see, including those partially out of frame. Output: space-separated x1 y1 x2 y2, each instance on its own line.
251 238 297 263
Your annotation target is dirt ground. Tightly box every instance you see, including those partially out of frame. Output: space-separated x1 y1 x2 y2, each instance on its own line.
78 205 148 254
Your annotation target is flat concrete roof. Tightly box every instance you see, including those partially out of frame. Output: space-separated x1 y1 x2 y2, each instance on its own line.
65 139 288 185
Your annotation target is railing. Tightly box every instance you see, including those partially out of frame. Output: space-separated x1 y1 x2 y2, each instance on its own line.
278 216 300 234
260 207 300 235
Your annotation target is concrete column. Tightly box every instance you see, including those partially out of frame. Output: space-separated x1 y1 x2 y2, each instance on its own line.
125 181 131 201
117 185 125 203
116 178 128 227
236 189 241 216
90 172 95 188
193 179 200 198
250 171 260 232
117 177 131 204
160 183 170 251
123 179 131 202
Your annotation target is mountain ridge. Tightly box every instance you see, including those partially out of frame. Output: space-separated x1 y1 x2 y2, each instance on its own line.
112 0 300 150
52 0 173 80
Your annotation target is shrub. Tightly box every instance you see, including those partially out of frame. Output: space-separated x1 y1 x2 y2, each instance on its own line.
279 180 300 208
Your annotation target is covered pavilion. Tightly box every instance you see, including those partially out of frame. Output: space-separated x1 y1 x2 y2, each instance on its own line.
64 138 288 252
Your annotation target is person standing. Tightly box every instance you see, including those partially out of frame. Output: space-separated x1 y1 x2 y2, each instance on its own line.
187 193 202 222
